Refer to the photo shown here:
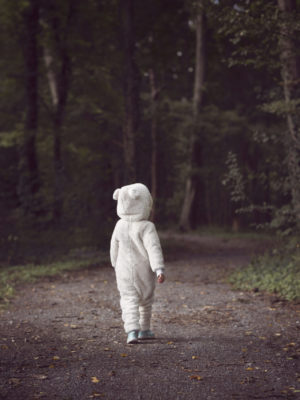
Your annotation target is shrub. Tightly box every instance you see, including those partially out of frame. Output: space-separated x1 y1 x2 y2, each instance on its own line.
229 248 300 301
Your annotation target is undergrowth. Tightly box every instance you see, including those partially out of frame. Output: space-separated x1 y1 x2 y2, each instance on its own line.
229 249 300 301
0 254 108 305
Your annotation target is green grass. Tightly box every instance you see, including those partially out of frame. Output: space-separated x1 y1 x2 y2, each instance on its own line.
0 254 109 305
229 251 300 301
195 227 273 240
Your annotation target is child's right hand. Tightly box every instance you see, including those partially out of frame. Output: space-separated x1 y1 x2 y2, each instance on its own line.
157 274 165 284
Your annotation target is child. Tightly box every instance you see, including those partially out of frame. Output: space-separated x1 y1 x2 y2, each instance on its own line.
110 183 165 344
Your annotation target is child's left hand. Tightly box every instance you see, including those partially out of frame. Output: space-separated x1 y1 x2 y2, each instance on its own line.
157 274 165 284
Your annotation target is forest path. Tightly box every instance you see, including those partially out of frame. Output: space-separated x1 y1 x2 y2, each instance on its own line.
0 233 299 400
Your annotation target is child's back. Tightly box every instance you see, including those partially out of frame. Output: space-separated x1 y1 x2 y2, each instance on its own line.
110 183 165 344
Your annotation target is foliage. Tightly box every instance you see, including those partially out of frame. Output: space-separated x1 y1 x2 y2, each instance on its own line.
0 254 108 304
222 151 246 204
229 244 300 301
0 214 112 267
0 0 299 250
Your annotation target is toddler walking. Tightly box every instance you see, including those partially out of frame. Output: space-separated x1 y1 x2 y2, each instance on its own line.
110 183 165 344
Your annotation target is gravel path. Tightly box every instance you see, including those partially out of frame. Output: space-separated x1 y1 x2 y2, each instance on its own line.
0 233 299 400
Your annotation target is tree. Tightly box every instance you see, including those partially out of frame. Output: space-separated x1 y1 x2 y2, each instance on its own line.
18 0 41 217
120 0 140 182
148 69 160 221
42 0 77 223
179 0 206 231
277 0 300 228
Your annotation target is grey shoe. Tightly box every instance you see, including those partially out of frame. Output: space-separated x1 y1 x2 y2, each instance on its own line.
127 330 139 344
138 330 155 340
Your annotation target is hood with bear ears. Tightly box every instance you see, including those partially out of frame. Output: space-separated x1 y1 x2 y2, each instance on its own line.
113 183 153 222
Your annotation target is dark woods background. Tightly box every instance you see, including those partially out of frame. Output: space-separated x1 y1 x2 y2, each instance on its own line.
0 0 299 264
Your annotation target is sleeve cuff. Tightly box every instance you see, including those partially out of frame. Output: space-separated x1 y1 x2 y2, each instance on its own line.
155 268 165 277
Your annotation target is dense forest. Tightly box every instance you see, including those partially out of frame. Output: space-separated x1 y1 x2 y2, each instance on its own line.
0 0 299 263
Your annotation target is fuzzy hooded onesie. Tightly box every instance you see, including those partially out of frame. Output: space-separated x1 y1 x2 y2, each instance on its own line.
110 183 165 333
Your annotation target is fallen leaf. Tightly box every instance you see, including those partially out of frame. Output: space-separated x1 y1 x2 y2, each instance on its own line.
33 392 47 399
167 341 174 345
53 356 60 361
275 333 281 337
189 375 203 381
246 367 254 371
120 353 128 357
1 344 8 350
203 306 214 310
181 367 193 372
70 325 78 329
192 356 198 360
91 377 100 383
9 378 21 385
33 374 47 380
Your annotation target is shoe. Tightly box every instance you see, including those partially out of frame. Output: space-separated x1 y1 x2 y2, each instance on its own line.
127 330 139 344
138 330 155 340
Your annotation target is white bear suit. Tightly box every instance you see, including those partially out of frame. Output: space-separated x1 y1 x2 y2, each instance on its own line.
110 183 165 333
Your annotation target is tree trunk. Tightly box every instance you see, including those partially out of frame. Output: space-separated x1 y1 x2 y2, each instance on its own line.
179 4 205 231
18 0 41 216
43 1 74 223
120 0 139 183
43 47 63 222
44 47 58 108
149 69 158 221
53 50 70 223
277 0 300 227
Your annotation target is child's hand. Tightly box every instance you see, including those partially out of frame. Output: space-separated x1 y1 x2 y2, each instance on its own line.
157 274 165 284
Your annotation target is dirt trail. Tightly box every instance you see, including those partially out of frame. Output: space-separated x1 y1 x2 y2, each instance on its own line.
0 233 299 400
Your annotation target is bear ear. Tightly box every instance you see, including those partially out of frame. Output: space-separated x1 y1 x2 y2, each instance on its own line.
113 189 120 200
128 188 139 200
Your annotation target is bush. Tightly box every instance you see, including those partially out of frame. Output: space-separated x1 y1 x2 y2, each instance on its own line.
228 248 300 301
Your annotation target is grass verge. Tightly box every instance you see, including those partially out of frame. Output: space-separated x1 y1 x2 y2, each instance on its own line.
0 254 108 306
228 251 300 301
